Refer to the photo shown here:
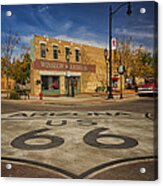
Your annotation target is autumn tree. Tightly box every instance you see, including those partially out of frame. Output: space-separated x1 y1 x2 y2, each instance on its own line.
152 49 158 82
116 38 155 87
12 52 31 86
1 30 20 97
128 46 154 87
115 38 135 87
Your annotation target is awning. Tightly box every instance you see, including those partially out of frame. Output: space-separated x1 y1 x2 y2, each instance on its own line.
39 71 81 76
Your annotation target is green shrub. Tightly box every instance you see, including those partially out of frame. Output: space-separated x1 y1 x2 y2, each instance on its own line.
95 86 106 93
9 91 20 100
15 89 31 93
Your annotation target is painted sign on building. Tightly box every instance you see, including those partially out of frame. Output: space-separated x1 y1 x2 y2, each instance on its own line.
34 60 96 73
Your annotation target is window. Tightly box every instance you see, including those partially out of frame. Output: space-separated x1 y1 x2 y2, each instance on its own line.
42 76 60 90
65 47 70 61
41 76 60 95
40 43 46 58
53 45 58 59
75 49 80 62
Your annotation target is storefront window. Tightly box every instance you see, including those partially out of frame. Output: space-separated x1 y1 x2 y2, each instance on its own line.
41 76 60 95
53 45 58 59
40 43 46 58
75 49 80 62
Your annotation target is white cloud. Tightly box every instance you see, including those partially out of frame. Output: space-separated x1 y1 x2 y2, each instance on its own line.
20 35 33 45
73 26 97 40
62 21 73 31
132 24 154 30
55 35 105 48
38 5 49 13
115 28 154 39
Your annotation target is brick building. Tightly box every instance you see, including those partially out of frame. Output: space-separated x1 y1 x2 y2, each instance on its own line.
30 35 120 96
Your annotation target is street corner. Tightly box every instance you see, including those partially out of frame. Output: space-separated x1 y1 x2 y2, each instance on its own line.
1 1 158 180
1 110 156 179
13 94 140 106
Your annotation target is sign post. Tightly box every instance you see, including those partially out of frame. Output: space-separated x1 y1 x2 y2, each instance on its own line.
112 38 117 50
118 65 125 99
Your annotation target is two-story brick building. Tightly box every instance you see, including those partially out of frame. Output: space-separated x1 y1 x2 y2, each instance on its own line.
30 35 119 96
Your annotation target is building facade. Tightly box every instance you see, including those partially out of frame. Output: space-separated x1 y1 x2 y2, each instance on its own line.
30 35 120 96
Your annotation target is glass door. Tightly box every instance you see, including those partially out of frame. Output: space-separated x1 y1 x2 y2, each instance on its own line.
65 76 81 95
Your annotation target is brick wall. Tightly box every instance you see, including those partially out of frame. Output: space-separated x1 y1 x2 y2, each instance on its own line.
30 35 115 96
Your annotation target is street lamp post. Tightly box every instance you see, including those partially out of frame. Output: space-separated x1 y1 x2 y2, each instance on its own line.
66 53 70 97
104 2 132 99
120 73 123 99
117 42 126 99
104 49 109 95
108 6 113 99
118 62 125 99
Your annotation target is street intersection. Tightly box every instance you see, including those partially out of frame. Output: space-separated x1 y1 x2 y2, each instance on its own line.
1 97 157 180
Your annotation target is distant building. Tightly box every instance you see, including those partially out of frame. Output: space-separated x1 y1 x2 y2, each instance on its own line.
30 35 120 96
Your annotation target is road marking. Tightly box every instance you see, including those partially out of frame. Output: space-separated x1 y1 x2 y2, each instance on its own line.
2 110 154 176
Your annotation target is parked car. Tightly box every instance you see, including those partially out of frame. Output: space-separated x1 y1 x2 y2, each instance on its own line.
137 79 158 97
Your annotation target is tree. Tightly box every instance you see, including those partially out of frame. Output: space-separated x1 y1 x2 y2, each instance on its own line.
132 47 154 79
1 30 20 98
115 38 136 87
116 39 155 88
12 52 31 86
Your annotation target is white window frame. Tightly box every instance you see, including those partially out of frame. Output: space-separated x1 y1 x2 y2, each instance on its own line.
40 42 47 59
75 47 80 62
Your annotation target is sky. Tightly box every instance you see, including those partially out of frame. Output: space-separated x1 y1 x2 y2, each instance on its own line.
1 1 157 58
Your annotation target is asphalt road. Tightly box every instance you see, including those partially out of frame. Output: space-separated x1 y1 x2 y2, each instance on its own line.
1 97 158 180
1 97 157 114
2 109 157 180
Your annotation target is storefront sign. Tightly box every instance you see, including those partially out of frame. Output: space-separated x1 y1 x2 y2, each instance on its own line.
34 60 96 73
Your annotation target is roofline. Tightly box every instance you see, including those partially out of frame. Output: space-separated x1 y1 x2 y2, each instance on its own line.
33 34 105 50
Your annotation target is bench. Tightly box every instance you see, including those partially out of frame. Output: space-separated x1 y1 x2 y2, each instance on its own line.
16 90 30 100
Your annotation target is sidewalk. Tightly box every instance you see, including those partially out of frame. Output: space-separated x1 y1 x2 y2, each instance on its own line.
1 92 138 106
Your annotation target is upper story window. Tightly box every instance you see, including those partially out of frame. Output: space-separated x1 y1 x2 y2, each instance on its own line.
75 49 80 62
40 43 46 58
53 45 58 59
65 47 70 62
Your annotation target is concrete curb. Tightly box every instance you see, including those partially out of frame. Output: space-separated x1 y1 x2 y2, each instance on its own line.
1 95 140 107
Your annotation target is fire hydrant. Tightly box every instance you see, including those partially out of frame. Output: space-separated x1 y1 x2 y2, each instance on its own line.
39 91 43 100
